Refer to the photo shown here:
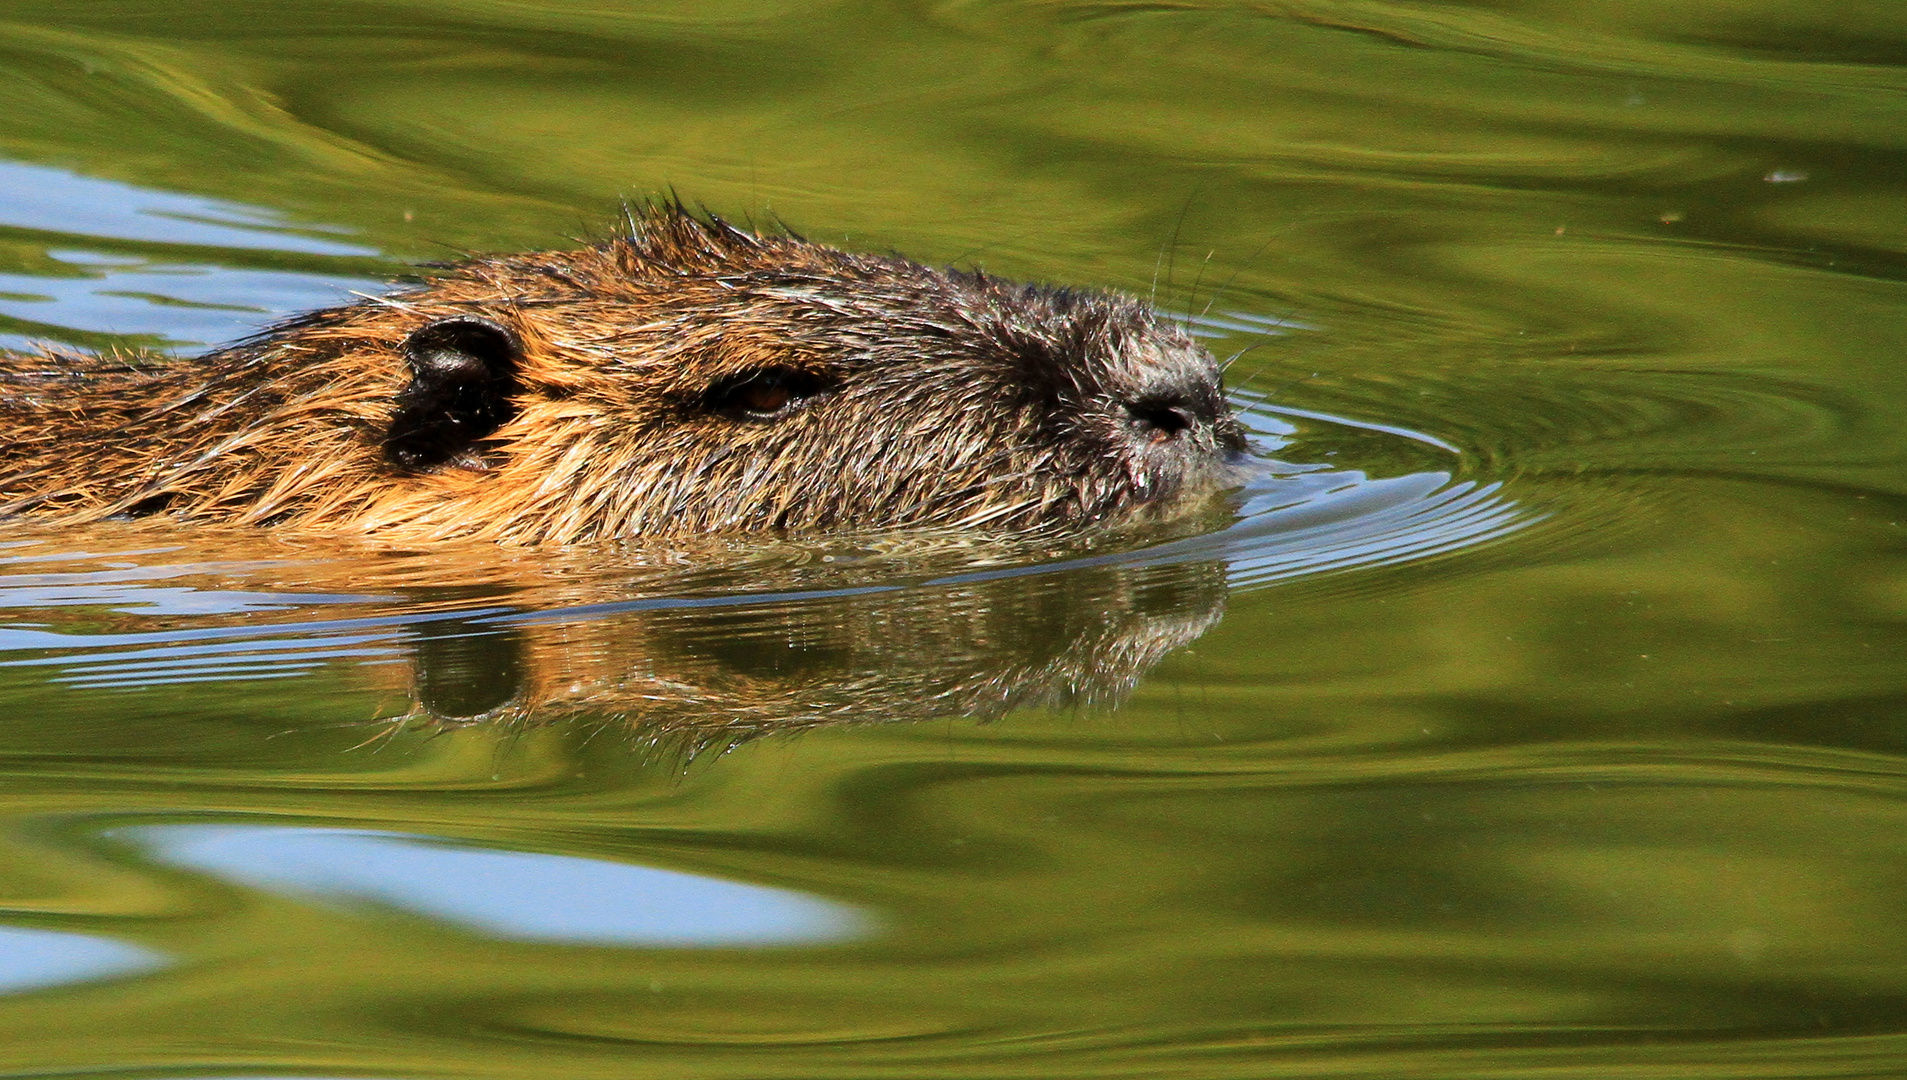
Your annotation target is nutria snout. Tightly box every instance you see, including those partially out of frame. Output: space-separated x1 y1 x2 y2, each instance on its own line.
0 205 1247 544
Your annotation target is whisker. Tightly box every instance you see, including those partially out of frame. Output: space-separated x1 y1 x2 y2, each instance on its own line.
1222 340 1278 373
1152 187 1199 307
1182 249 1215 334
1199 231 1284 322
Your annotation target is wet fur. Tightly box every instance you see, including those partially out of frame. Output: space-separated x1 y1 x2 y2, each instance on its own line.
0 206 1244 545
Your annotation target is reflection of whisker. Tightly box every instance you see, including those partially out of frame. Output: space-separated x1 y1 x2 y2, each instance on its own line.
341 719 413 753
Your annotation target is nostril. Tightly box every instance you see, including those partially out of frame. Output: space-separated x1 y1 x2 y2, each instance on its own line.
1127 398 1195 444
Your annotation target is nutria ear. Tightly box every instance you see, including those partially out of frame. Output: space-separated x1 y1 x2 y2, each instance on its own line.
385 316 523 471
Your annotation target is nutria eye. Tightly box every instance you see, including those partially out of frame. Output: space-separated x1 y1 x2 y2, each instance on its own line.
743 381 791 414
709 367 828 420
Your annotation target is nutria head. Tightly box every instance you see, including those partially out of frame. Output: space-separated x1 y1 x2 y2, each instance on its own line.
0 205 1248 543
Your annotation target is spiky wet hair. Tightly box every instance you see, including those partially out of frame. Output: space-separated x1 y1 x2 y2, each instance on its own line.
0 205 1245 544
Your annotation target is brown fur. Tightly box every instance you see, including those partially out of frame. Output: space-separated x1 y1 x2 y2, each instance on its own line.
0 206 1246 545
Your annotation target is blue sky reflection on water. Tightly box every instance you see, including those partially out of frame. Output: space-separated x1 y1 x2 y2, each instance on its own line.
0 925 163 993
0 254 377 352
0 159 384 352
0 160 374 256
125 826 868 947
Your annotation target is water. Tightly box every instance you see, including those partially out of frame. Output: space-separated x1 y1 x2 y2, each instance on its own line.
1 1 1905 1076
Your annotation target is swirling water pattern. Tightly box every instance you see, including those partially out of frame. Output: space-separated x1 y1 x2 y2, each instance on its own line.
0 2 1904 1077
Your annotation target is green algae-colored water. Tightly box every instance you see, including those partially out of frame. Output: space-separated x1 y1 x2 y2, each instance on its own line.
3 2 1907 1077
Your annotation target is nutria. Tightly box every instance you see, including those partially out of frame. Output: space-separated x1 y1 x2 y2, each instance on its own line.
0 205 1246 544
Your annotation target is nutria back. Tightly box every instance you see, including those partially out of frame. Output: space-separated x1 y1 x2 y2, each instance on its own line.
0 206 1246 544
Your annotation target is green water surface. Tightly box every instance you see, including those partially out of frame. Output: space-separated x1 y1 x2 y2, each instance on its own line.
3 1 1907 1077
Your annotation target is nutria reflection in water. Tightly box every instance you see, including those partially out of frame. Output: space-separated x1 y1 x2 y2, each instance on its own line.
0 205 1247 543
0 526 1227 748
384 557 1226 747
